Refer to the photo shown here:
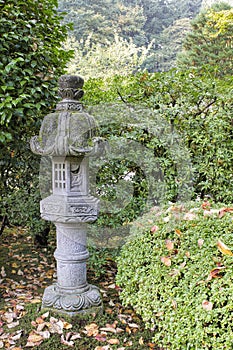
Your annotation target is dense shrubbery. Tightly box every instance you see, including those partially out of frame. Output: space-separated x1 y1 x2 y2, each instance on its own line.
116 203 233 349
80 69 233 245
0 0 72 241
84 70 233 205
86 102 193 243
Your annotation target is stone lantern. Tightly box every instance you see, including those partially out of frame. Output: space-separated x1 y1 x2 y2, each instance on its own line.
30 75 102 315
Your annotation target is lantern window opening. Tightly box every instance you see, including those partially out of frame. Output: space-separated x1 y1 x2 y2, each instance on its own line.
54 162 66 190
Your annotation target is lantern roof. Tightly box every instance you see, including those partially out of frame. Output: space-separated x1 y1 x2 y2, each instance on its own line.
31 75 98 157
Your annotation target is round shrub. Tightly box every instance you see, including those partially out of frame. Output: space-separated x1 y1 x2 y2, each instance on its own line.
116 203 233 349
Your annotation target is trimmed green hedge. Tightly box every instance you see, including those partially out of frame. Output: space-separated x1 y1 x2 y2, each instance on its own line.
116 203 233 349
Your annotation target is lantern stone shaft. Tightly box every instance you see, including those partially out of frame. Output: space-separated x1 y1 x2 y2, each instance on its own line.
30 75 102 315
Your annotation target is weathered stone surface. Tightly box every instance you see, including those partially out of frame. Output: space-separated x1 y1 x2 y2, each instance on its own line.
40 195 99 223
31 75 103 315
42 284 102 313
30 75 98 157
30 111 98 156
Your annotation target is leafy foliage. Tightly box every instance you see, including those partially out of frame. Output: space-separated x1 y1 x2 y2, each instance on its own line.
83 70 233 205
177 2 233 76
0 0 72 142
65 33 153 79
116 203 233 349
59 0 203 72
59 0 146 47
207 6 233 34
151 18 191 72
0 0 72 240
83 100 193 245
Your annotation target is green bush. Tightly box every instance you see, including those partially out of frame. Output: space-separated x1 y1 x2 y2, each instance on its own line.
84 71 233 204
0 0 72 239
116 203 233 349
85 102 193 248
82 71 232 244
1 180 51 245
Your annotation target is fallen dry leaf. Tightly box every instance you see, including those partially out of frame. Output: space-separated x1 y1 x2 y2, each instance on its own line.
99 327 116 334
201 201 211 210
70 333 81 340
175 229 181 236
94 346 112 350
95 334 107 342
108 300 115 307
35 317 45 325
41 311 49 319
125 325 131 334
217 240 233 256
198 239 204 248
36 323 46 332
115 328 124 334
65 332 72 341
108 338 120 345
7 321 19 329
25 331 44 347
161 256 171 267
63 321 72 330
106 321 118 329
155 311 164 317
219 207 233 218
171 300 177 309
151 225 159 233
17 270 24 276
128 323 139 329
139 336 144 345
84 323 99 337
0 267 6 278
48 319 64 334
61 334 74 347
12 263 19 269
183 212 196 220
202 300 213 311
124 340 133 346
38 330 50 340
165 240 174 251
3 311 17 323
207 266 225 281
29 299 41 304
10 332 22 341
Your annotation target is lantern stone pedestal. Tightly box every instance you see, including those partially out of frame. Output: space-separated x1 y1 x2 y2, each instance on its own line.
42 222 102 315
30 75 102 315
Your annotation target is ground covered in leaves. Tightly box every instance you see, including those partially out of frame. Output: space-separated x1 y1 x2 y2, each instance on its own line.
0 228 157 350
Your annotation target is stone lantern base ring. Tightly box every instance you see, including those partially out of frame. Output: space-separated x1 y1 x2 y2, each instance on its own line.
42 283 102 314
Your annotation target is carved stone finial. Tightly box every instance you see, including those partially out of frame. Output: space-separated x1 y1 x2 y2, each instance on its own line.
59 75 84 89
56 75 84 111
